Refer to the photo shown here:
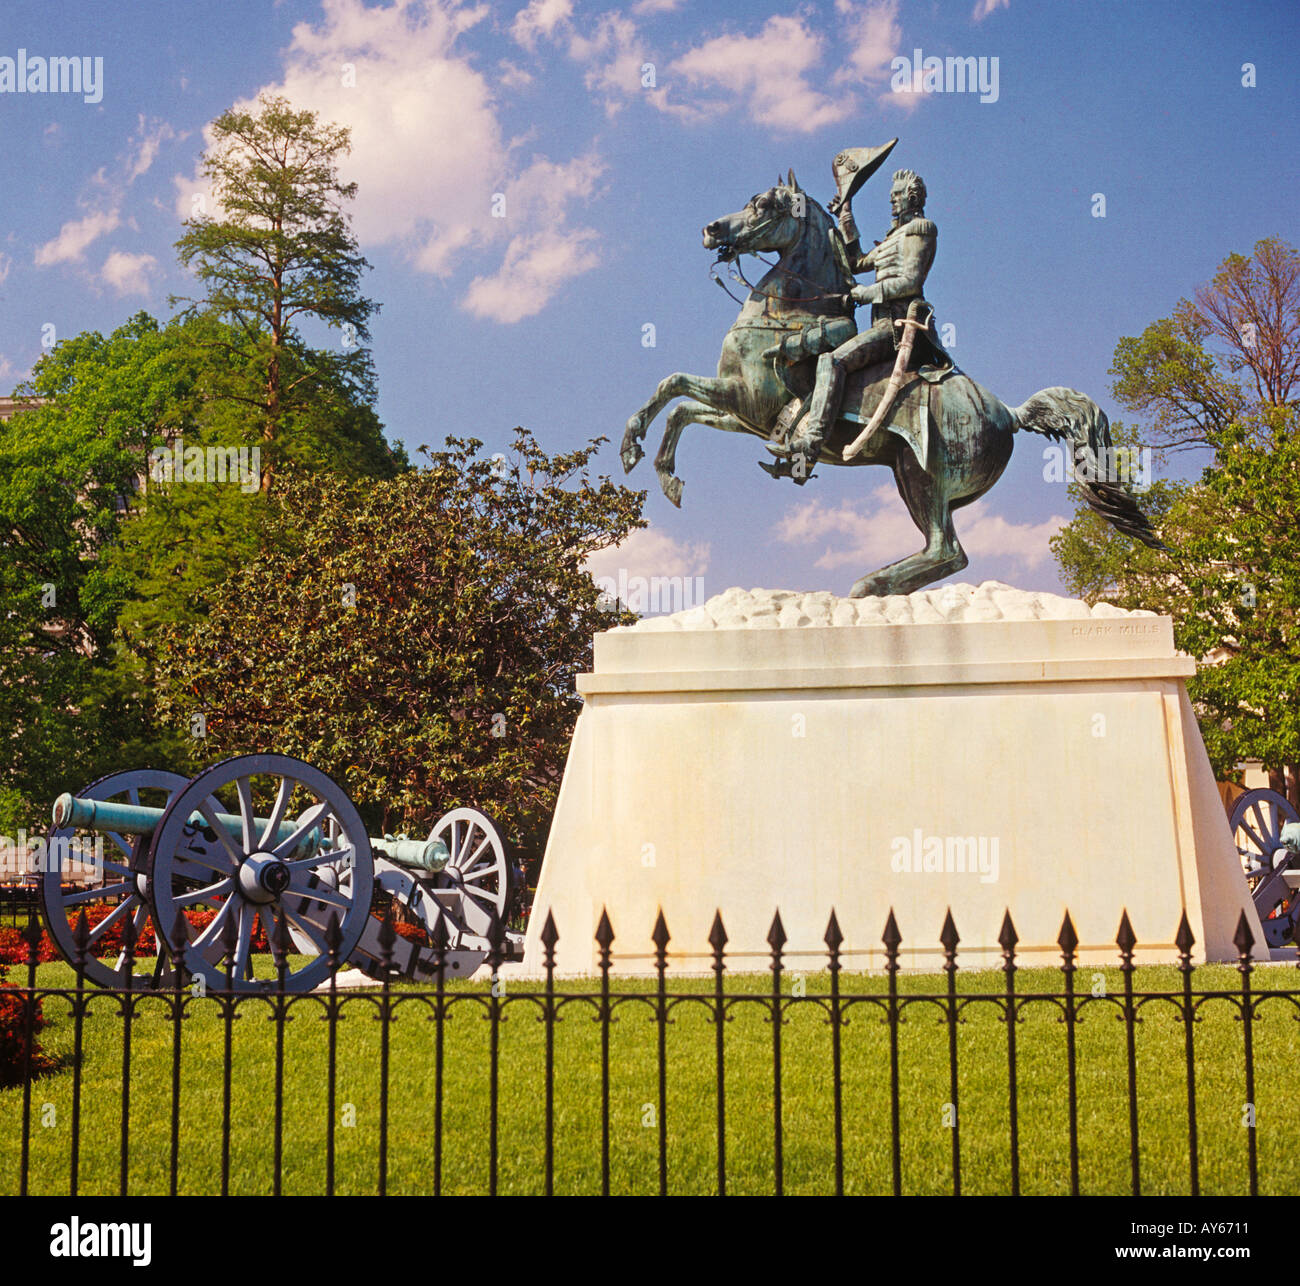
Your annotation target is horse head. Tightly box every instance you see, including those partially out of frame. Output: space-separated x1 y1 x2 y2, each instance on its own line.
702 170 849 312
702 169 815 262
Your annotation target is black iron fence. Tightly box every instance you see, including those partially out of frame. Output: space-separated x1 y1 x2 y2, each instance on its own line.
3 904 1296 1196
0 885 38 926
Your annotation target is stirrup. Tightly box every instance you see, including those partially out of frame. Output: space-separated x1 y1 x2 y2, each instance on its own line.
758 454 817 485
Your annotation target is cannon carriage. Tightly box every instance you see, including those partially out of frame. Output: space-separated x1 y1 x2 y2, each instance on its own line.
40 752 524 993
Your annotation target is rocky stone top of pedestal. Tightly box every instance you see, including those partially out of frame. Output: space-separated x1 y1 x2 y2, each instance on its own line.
611 582 1157 632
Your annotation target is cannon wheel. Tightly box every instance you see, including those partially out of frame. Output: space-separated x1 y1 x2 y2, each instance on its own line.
1229 787 1300 948
40 768 193 989
430 807 515 933
147 753 374 994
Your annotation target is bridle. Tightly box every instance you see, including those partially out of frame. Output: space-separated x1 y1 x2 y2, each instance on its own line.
708 201 852 310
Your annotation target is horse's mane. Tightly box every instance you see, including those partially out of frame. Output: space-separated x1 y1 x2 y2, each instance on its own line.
797 192 855 291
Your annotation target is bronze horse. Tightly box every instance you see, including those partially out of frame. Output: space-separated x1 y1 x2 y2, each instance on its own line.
619 171 1161 597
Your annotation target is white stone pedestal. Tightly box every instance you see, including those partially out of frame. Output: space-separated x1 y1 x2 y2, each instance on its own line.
522 584 1264 974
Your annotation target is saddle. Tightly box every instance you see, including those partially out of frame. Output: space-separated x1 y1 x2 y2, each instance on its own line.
770 348 958 475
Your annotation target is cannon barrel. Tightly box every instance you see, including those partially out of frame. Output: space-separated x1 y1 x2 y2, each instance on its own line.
371 835 450 873
51 792 448 872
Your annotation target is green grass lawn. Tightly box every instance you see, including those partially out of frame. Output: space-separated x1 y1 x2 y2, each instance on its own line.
3 959 1297 1195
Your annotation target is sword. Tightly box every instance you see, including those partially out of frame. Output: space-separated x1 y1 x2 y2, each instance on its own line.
841 301 931 461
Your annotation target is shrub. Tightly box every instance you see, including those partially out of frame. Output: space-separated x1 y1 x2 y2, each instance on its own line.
0 985 53 1086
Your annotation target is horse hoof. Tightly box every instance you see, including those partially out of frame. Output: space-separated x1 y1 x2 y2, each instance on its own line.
620 441 644 474
660 474 683 508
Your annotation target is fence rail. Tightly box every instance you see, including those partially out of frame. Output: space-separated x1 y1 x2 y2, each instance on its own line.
0 886 38 927
2 903 1296 1196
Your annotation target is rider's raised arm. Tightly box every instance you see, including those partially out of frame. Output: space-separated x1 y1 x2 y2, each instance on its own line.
838 208 876 272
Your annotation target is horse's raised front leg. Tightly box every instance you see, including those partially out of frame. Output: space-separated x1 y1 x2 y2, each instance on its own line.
656 400 751 507
621 372 741 474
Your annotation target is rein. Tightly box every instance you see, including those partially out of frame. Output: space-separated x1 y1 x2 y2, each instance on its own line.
708 215 853 311
711 252 852 314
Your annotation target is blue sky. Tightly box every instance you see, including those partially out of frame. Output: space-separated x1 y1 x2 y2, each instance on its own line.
1 0 1296 600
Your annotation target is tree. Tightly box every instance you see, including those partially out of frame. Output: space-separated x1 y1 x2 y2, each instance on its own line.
0 313 203 828
0 308 399 829
174 94 381 484
148 431 646 880
1052 238 1300 802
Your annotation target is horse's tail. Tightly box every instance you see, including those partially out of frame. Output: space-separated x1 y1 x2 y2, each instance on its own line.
1011 386 1167 550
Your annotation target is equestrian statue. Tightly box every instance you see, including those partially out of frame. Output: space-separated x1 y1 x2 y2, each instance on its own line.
619 139 1164 598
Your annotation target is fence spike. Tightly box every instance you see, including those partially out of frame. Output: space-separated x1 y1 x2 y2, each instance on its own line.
594 906 615 950
486 907 506 972
708 910 728 952
1057 910 1079 956
72 909 90 968
1116 909 1137 956
939 908 960 956
429 907 450 952
323 909 342 960
824 908 843 952
170 912 189 956
651 909 670 953
539 909 559 951
998 909 1019 953
376 904 396 968
882 908 902 953
1174 909 1195 959
1233 909 1255 958
766 909 787 953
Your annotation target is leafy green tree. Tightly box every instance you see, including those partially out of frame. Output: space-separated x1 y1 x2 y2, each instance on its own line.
174 93 382 483
1052 238 1300 801
0 313 202 827
149 431 645 880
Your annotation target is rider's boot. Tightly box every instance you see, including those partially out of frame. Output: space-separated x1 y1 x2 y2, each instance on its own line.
770 351 841 463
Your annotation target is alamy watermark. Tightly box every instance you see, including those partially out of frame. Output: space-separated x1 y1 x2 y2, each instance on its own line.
595 570 707 615
891 49 999 104
0 831 104 880
149 438 261 493
890 829 1000 883
0 51 103 104
1041 442 1152 491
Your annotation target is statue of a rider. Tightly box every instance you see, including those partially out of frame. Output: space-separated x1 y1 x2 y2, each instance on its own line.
767 145 953 470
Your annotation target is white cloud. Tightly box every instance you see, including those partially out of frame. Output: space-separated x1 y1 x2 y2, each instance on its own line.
658 2 906 129
34 210 121 266
670 16 849 133
631 0 682 13
36 115 179 276
833 0 903 87
126 116 178 182
510 0 573 51
0 252 11 285
958 504 1066 567
172 0 601 318
585 524 711 584
972 0 1010 20
100 250 159 297
569 13 647 111
776 485 1066 572
462 227 599 322
497 59 534 89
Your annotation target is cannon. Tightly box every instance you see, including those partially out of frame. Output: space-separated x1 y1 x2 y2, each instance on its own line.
41 752 524 992
1228 787 1300 950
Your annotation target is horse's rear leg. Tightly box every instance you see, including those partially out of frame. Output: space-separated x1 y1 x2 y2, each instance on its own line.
622 373 739 473
656 401 750 506
849 447 968 597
